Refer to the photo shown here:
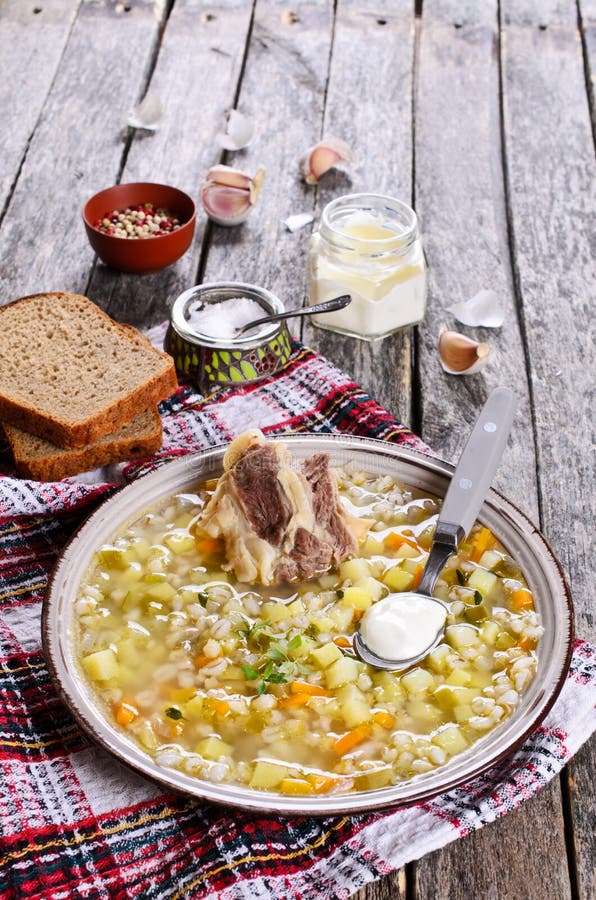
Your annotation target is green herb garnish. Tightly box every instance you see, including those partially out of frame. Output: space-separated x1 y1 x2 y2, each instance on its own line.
165 707 183 720
198 590 209 607
456 569 466 585
474 591 483 605
335 589 345 599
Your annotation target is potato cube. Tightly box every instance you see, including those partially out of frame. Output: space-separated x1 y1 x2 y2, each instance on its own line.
163 531 196 555
279 778 314 795
426 643 451 674
467 568 497 597
82 648 119 682
337 684 371 727
329 605 354 631
445 625 479 651
262 602 290 623
353 576 385 602
433 684 476 711
249 760 290 789
341 586 373 611
312 616 335 633
401 667 435 695
406 700 443 727
363 535 384 555
432 725 468 755
445 668 472 686
145 582 176 602
286 599 305 617
325 656 359 689
454 704 474 723
196 737 232 760
311 641 344 669
184 694 205 717
356 767 393 790
382 566 414 592
339 558 371 582
480 620 500 645
478 550 502 571
394 543 421 560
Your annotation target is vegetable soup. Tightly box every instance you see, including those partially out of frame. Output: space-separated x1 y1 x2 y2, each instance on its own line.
75 465 543 796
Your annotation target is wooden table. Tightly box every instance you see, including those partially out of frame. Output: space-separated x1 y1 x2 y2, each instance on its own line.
2 1 594 897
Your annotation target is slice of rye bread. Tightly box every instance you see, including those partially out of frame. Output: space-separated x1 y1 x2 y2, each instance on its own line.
0 292 178 449
2 407 163 481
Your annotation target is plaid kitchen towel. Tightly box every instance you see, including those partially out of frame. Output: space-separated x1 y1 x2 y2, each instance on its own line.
0 339 594 900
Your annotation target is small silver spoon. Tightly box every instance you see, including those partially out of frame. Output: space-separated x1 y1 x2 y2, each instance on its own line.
236 294 352 334
354 387 518 671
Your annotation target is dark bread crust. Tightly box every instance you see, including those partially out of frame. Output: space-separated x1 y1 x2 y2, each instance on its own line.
0 292 177 448
3 408 163 481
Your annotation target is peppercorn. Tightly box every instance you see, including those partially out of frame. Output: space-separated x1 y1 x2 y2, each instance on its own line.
93 202 181 239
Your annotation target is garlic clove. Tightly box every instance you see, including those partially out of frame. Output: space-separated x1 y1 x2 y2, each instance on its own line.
125 93 163 131
204 164 253 191
200 165 266 226
217 110 254 151
438 328 490 375
299 137 352 184
448 289 505 328
284 212 314 232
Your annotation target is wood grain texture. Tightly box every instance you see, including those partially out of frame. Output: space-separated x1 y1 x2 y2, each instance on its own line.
301 0 416 424
0 0 165 303
200 0 333 300
0 0 81 214
89 0 255 327
414 780 571 900
500 3 595 898
578 0 596 138
412 2 571 897
354 866 406 900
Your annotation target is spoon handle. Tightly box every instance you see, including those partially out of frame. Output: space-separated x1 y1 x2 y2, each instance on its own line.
440 387 518 539
237 295 351 333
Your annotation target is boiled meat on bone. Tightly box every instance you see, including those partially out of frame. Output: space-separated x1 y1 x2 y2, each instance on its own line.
195 430 370 585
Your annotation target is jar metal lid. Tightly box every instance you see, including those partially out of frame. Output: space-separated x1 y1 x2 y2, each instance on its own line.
170 281 285 348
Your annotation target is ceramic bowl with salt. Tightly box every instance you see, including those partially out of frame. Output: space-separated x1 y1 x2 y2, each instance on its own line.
165 282 292 394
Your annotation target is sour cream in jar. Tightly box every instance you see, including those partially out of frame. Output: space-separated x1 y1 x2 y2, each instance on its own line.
308 193 427 340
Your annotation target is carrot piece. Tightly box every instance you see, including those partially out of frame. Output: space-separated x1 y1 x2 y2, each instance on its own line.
195 536 223 555
385 532 420 551
289 682 332 697
411 565 424 590
333 724 372 756
511 589 534 611
470 527 493 562
333 637 352 649
307 773 339 793
517 635 534 651
210 699 230 716
373 711 394 729
114 702 138 726
278 693 311 708
194 647 222 668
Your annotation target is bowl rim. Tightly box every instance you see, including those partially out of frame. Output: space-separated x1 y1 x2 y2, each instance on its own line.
82 181 197 242
42 435 574 816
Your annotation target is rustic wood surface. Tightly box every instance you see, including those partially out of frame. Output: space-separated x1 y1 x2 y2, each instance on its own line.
1 1 593 898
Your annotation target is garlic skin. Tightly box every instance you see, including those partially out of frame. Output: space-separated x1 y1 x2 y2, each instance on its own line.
449 289 505 328
217 110 254 151
299 138 352 184
200 165 265 226
438 328 490 375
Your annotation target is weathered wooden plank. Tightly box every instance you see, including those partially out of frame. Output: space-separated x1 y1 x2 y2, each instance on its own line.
199 0 334 305
500 3 595 899
578 0 596 136
301 0 416 424
0 0 166 304
90 0 255 327
412 2 572 897
0 0 82 214
354 866 406 900
415 780 571 900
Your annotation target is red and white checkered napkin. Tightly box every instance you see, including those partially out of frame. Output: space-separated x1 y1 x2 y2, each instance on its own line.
0 340 594 900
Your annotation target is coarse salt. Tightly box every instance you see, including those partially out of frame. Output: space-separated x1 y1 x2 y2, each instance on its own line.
186 296 266 338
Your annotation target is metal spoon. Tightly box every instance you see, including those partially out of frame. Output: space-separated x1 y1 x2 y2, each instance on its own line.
354 387 518 671
236 294 352 334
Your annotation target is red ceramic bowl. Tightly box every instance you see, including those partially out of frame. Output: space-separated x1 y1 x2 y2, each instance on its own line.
83 182 196 275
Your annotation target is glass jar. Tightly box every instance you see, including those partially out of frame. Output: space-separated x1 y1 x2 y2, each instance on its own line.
308 193 427 340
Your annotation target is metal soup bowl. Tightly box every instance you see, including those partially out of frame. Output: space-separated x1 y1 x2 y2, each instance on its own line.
42 435 573 816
